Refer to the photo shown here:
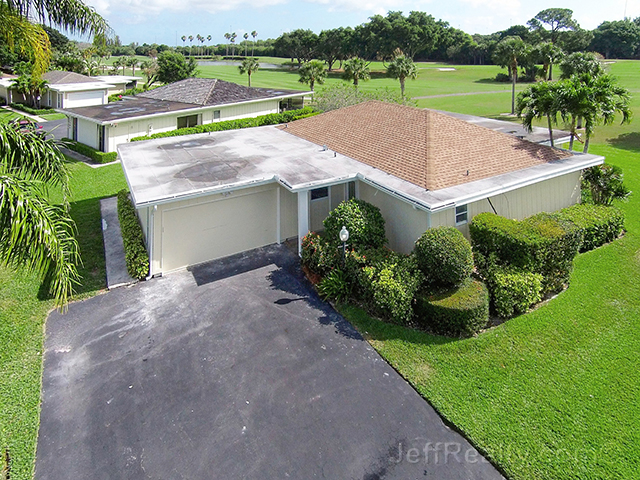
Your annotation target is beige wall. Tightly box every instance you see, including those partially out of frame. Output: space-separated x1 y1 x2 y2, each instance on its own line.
77 119 98 149
358 182 430 254
280 187 298 240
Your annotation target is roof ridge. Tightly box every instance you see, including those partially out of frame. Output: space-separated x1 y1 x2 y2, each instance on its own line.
203 78 218 105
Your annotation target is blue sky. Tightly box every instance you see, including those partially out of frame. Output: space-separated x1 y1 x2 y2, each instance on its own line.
84 0 638 46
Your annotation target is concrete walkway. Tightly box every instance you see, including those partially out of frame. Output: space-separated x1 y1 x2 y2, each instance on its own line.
100 196 136 289
36 245 504 480
1 104 46 122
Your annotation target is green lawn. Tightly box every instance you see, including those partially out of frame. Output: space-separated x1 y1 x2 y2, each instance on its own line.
0 109 25 124
1 59 639 479
0 158 127 479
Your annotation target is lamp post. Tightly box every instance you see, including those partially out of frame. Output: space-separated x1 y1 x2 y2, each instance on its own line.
339 225 349 267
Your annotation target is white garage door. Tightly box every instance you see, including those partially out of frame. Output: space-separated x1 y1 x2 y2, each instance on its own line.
160 188 278 272
66 90 105 108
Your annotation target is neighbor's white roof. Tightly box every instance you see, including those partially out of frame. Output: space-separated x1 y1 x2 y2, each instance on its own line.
93 75 143 83
48 82 114 93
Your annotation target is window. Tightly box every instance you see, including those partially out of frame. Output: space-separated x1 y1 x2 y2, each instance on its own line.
347 181 356 200
213 110 221 120
177 114 199 129
311 187 329 200
455 205 468 225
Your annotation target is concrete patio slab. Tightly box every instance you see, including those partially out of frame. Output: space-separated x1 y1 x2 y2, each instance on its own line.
36 245 504 480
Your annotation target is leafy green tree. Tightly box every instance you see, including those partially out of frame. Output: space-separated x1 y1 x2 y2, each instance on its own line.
557 73 631 152
386 53 418 97
527 8 578 44
298 59 327 91
516 81 561 147
591 20 640 59
140 58 159 88
493 36 529 114
156 50 197 84
342 57 370 90
274 29 318 65
0 122 80 307
318 28 347 71
534 41 564 80
238 57 259 87
559 52 604 79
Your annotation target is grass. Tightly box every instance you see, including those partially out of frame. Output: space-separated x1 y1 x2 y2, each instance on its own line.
0 158 127 479
1 58 639 479
0 109 25 124
38 113 65 121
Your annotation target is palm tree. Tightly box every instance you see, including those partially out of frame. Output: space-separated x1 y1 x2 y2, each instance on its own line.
386 54 418 98
230 33 237 57
298 60 327 91
243 33 249 56
126 55 138 75
342 57 370 90
181 35 186 48
188 35 194 56
535 41 564 81
224 33 231 56
206 35 212 57
557 73 631 152
493 36 529 114
0 121 80 307
251 30 257 57
516 81 560 147
238 57 259 87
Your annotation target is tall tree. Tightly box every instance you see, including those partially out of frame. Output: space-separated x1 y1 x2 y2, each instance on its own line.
156 51 197 84
238 57 259 87
224 32 230 56
493 36 529 114
527 8 578 44
274 29 318 65
318 28 346 71
342 57 370 90
251 30 257 56
243 33 249 56
230 32 237 57
559 52 604 79
534 41 564 80
298 59 327 91
591 20 640 59
386 52 418 98
516 81 561 147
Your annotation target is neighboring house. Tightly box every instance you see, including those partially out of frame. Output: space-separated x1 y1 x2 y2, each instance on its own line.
60 78 311 153
92 75 142 96
0 71 112 108
117 101 603 277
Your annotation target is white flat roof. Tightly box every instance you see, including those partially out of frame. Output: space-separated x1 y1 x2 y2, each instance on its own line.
118 125 603 211
49 82 114 93
93 75 143 83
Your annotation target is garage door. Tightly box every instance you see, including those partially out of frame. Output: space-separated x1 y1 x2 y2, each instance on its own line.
160 188 277 272
66 90 105 108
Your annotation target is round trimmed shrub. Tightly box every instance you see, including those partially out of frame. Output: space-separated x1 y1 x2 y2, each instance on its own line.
414 279 489 337
323 199 386 249
414 226 473 288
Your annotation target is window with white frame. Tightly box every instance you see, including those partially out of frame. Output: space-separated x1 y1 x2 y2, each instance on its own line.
455 204 468 225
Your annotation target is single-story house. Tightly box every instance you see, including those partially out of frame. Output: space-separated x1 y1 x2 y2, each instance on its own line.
60 78 311 153
117 101 603 277
92 75 142 95
0 71 112 108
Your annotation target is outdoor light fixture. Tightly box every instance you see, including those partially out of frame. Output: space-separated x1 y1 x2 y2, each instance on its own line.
339 226 349 266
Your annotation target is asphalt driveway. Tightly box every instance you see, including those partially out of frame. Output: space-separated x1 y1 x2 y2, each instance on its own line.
36 245 503 480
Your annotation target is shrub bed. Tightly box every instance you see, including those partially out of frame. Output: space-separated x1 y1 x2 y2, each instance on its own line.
10 102 57 115
555 204 624 252
117 190 149 280
470 212 581 293
323 199 386 250
414 226 473 289
414 279 489 337
300 232 339 275
489 268 543 318
130 107 314 142
61 138 118 164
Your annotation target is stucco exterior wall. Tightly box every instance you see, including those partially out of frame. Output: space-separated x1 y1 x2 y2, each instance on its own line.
76 119 98 149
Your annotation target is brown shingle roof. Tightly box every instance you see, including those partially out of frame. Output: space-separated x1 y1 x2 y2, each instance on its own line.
43 71 96 84
280 101 573 191
138 78 306 106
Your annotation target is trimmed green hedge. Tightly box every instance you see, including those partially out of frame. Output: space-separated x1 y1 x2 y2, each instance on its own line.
490 268 543 318
414 226 474 289
10 102 57 116
323 199 387 250
415 279 489 337
61 138 118 164
117 190 149 280
555 204 624 252
470 212 581 293
130 107 315 142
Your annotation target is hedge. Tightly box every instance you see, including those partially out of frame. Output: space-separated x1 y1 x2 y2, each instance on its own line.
489 268 543 318
414 279 489 337
414 226 474 289
10 102 57 116
470 212 581 293
61 138 118 164
555 204 624 252
117 190 149 280
323 199 387 250
130 107 315 142
300 232 339 275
